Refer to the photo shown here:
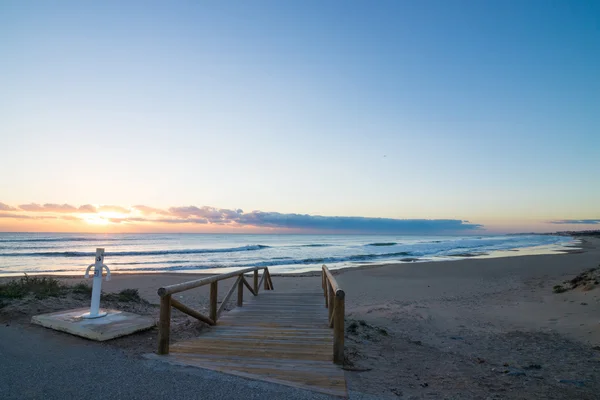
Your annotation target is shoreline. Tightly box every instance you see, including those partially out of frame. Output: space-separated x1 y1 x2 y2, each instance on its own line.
0 237 582 279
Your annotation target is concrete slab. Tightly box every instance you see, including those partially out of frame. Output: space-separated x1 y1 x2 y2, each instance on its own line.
31 308 155 341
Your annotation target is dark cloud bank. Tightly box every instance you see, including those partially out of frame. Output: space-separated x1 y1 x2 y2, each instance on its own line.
550 219 600 225
131 205 482 234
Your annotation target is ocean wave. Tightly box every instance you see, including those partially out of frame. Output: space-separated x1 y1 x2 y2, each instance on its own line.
367 242 397 246
110 260 191 265
299 244 333 247
0 244 270 257
109 251 415 271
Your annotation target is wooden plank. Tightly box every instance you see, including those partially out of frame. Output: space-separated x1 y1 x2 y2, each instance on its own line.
174 359 340 374
170 348 333 361
242 276 257 296
168 354 336 367
201 332 332 339
171 340 332 351
257 272 266 293
200 333 332 341
266 268 274 290
171 298 215 326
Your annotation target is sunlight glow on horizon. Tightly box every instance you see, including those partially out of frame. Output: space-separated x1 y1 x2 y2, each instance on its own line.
0 202 597 234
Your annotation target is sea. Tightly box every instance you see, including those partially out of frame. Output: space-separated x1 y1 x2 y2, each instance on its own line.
0 233 577 277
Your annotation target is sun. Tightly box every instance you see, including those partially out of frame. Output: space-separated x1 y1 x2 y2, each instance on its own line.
81 214 110 225
81 211 131 225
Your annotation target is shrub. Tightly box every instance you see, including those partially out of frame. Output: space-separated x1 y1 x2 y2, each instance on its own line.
0 275 66 299
102 288 146 303
553 285 568 294
71 283 92 295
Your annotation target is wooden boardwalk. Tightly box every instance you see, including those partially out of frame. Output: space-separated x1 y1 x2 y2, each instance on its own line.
154 290 347 397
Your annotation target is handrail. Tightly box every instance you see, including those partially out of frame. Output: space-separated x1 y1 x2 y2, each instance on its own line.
157 266 273 355
158 266 266 296
321 265 345 365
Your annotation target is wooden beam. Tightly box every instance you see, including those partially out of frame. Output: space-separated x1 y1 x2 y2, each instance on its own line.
157 294 171 355
217 275 242 318
322 266 341 295
333 290 345 365
322 268 328 308
257 272 266 293
242 276 257 296
158 266 265 296
209 281 218 322
263 269 269 291
171 298 215 326
327 281 334 324
266 268 274 290
237 275 244 307
253 270 258 294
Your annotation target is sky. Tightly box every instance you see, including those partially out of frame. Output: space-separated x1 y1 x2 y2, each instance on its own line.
0 1 598 234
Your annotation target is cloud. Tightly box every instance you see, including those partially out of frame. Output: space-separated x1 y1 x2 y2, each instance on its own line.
235 211 481 233
107 216 209 224
59 215 80 221
550 219 600 225
168 206 242 224
98 205 130 214
0 202 17 211
0 212 35 219
0 212 56 220
151 206 482 233
156 217 209 224
18 203 77 212
40 203 77 212
78 204 97 213
133 205 170 215
19 203 44 211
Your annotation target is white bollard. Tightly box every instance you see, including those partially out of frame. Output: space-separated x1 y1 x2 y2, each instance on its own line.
82 248 111 319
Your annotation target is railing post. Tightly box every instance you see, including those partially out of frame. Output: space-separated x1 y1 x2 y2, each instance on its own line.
157 294 171 355
237 275 244 306
253 270 258 295
333 290 345 364
209 281 218 322
327 281 334 323
264 268 269 291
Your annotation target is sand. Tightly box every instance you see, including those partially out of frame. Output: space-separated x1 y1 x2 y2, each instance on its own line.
2 238 600 399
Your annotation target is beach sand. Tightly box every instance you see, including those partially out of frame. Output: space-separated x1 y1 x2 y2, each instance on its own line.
2 238 599 399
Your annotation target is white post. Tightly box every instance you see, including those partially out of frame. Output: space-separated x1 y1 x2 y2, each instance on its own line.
82 248 110 319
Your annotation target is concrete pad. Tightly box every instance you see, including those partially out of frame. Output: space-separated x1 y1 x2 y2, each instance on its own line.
31 308 155 341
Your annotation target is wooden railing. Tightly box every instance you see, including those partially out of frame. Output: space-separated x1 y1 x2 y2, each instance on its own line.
321 265 345 364
156 266 274 355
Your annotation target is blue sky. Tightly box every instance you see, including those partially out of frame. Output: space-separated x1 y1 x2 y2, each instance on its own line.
0 1 598 233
